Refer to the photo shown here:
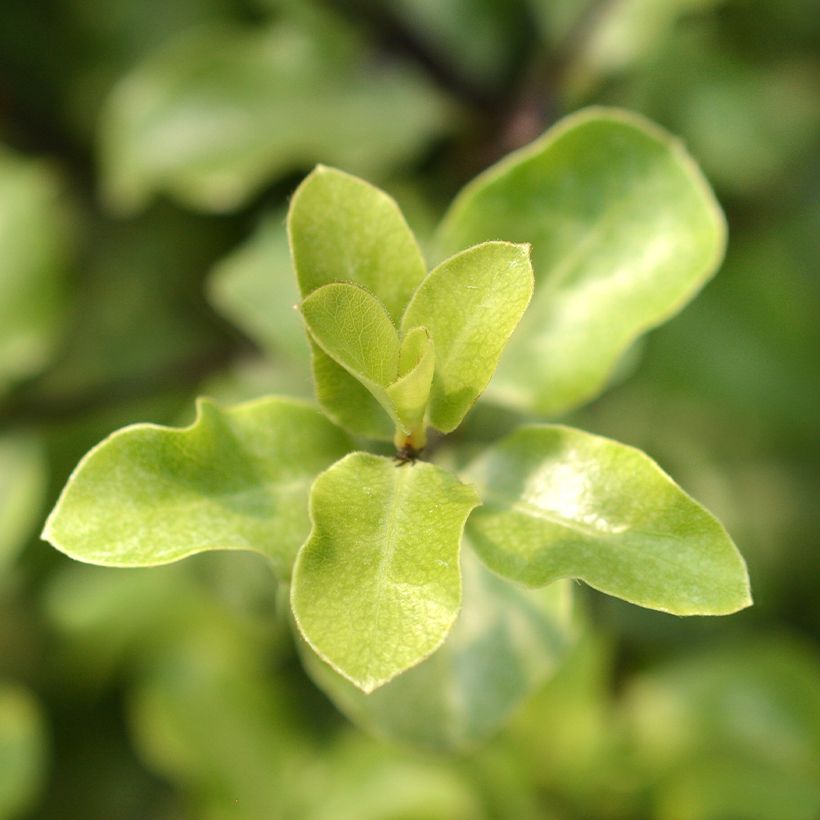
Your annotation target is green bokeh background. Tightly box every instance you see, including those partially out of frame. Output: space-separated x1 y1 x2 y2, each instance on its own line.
0 1 817 817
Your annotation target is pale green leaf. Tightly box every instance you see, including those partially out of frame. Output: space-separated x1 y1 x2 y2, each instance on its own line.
298 545 576 751
289 165 427 439
291 453 479 693
289 166 427 321
466 425 751 615
401 241 533 432
0 685 46 819
310 351 394 441
0 148 70 394
386 327 435 436
436 108 727 416
100 18 451 213
0 434 47 574
300 282 407 431
42 397 351 579
300 282 399 388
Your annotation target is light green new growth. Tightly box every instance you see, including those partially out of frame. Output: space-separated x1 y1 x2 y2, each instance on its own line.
401 241 534 432
289 165 427 440
291 453 479 692
466 426 751 615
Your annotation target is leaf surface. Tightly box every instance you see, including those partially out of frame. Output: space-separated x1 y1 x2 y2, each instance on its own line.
289 166 427 439
43 397 351 579
466 425 751 615
436 108 726 415
291 453 479 692
299 546 576 751
401 241 533 432
300 283 399 395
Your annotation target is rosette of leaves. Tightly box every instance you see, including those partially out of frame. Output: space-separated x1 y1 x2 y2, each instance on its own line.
43 109 750 750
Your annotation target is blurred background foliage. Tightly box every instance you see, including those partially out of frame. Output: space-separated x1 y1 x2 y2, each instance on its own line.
0 0 818 817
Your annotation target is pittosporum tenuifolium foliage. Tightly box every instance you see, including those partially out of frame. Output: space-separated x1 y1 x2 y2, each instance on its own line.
43 108 750 745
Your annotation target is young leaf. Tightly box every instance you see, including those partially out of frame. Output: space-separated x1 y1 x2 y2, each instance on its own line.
297 546 576 752
291 453 480 693
386 327 435 437
300 282 400 420
465 425 751 615
401 241 533 433
42 397 351 580
436 108 727 416
289 165 427 439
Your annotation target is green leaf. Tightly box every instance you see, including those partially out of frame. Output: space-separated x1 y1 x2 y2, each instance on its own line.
291 453 479 693
300 282 400 418
289 165 427 439
100 17 452 213
42 397 351 579
465 425 751 615
0 147 71 394
401 241 533 432
0 433 47 575
436 108 727 416
386 327 435 436
298 546 576 751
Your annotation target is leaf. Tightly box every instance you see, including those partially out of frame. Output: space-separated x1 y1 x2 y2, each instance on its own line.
291 453 479 693
289 165 427 439
436 108 727 416
42 397 351 580
401 241 533 432
0 147 71 394
465 425 751 615
100 17 452 213
298 545 576 751
0 433 47 574
300 283 400 423
385 327 435 436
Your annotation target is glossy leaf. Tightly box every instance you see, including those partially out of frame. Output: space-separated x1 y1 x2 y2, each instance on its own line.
0 434 47 574
289 166 427 439
401 241 533 432
436 108 727 415
100 19 451 213
43 397 351 579
291 453 479 692
299 546 576 751
0 148 70 394
466 425 751 615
